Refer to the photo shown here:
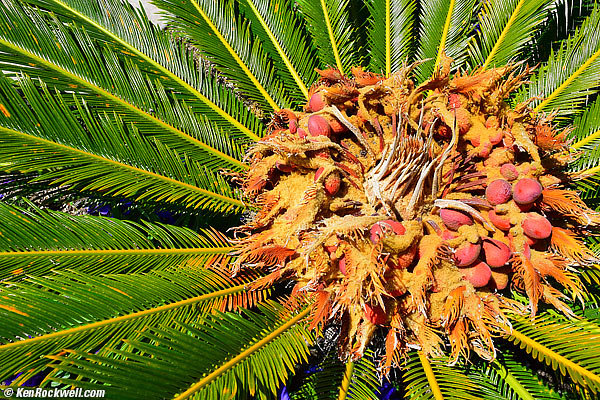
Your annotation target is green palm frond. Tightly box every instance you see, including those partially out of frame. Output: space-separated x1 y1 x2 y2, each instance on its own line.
0 264 265 385
0 74 244 213
508 314 600 393
567 97 600 184
479 353 572 400
402 352 499 400
0 202 231 278
296 0 359 75
153 0 290 113
23 0 263 140
414 0 477 82
44 302 310 400
570 97 600 152
366 0 415 75
289 350 379 400
0 0 246 171
517 4 600 121
468 0 554 70
236 0 317 101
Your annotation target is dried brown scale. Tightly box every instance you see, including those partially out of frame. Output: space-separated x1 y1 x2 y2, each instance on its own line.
233 56 598 368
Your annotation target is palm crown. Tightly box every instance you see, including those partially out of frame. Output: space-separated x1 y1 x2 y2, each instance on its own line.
0 0 600 399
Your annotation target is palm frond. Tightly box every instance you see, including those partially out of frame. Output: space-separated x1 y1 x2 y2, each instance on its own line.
0 265 265 385
507 314 600 393
237 0 317 100
296 0 359 76
44 302 311 400
153 0 290 113
567 97 600 182
0 202 231 278
469 0 555 70
23 0 263 140
0 0 247 170
479 353 572 400
517 3 600 122
0 74 244 213
414 0 477 82
366 0 415 75
290 350 379 400
402 352 500 400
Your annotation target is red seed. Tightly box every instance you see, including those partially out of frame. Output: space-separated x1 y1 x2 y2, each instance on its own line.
513 178 542 205
516 202 533 212
486 179 512 205
448 93 462 109
307 115 332 137
522 213 552 239
324 172 341 196
455 108 471 135
437 124 452 138
488 210 511 231
489 129 503 145
460 261 492 288
339 256 348 275
482 238 511 268
454 241 481 267
314 167 325 181
489 267 510 290
392 246 417 269
297 128 307 139
289 119 298 134
485 116 499 129
308 92 326 112
370 220 406 244
275 161 295 173
364 303 387 325
500 163 518 180
440 209 474 231
325 244 338 259
441 230 459 240
329 117 348 134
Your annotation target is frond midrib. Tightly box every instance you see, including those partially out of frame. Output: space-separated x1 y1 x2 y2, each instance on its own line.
1 125 245 209
243 0 309 99
0 38 248 171
0 283 247 351
173 307 310 400
0 246 232 258
510 327 600 387
46 0 260 142
190 0 280 112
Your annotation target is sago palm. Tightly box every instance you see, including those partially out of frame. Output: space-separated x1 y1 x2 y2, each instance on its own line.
0 0 599 399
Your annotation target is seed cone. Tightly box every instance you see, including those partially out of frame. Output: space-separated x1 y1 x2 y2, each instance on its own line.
234 56 599 367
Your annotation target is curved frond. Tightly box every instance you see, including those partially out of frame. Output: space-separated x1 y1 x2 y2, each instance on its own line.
402 352 499 400
45 302 311 400
237 0 318 100
153 0 290 113
0 0 247 171
414 0 477 82
480 353 571 400
366 0 415 75
507 314 600 393
296 0 359 75
290 350 379 400
469 0 554 70
0 74 244 213
517 3 600 122
0 202 231 278
23 0 262 140
0 266 265 385
569 97 600 181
